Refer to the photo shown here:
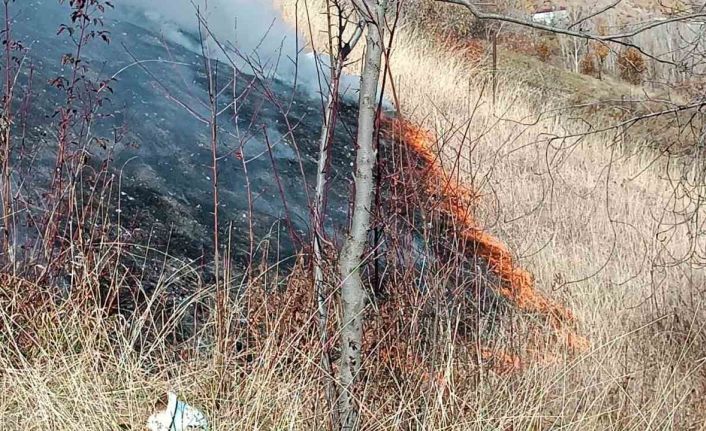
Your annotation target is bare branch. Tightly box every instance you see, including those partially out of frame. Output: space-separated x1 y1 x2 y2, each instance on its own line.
342 19 366 59
568 0 623 30
437 0 706 65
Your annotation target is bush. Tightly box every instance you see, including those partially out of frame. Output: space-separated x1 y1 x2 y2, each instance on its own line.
618 47 647 85
594 42 610 64
594 42 609 79
579 52 598 77
535 40 552 62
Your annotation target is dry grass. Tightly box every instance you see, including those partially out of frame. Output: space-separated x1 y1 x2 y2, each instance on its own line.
277 0 706 428
1 1 705 430
0 294 320 429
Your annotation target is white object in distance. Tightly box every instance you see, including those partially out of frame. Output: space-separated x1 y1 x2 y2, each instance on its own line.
145 391 209 431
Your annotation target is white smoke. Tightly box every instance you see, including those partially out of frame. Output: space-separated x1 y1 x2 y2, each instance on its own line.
117 0 358 98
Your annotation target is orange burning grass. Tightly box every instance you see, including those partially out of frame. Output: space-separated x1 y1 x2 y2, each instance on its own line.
381 115 588 352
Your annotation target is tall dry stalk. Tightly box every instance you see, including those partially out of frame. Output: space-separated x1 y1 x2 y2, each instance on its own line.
195 7 230 395
0 0 14 265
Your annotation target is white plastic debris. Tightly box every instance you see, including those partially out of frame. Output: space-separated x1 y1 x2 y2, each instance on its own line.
146 391 209 431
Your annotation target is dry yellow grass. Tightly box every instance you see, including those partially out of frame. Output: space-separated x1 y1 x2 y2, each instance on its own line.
276 0 706 428
1 1 705 430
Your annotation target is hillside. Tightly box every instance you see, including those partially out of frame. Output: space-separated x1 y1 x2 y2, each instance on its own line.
277 0 706 427
0 1 704 430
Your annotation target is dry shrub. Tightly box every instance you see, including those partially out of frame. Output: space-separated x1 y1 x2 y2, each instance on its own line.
535 39 552 62
594 42 610 64
244 255 329 354
594 42 610 78
579 52 598 77
618 47 647 84
499 32 541 58
0 274 58 359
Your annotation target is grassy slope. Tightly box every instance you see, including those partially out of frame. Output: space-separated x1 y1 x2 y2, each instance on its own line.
499 48 631 101
279 0 706 428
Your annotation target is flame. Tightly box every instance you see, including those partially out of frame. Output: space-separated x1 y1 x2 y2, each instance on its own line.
381 116 588 351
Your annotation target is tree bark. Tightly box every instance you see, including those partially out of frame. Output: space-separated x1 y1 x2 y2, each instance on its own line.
338 1 387 429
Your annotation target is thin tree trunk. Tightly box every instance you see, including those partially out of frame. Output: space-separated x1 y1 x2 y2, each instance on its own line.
197 11 227 393
313 4 364 424
338 1 387 429
313 35 344 431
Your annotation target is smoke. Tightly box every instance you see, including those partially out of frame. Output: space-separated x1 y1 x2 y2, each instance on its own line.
116 0 358 98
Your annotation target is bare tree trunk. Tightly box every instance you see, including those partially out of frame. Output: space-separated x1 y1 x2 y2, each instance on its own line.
338 1 387 429
312 4 365 426
313 20 345 431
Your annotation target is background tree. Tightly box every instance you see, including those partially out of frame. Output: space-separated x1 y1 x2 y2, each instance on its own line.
594 41 610 79
579 50 598 77
618 46 647 84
